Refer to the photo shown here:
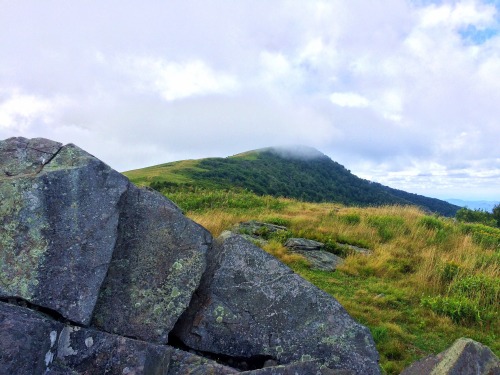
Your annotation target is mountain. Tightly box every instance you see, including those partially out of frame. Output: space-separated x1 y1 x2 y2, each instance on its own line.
124 146 460 216
446 199 499 213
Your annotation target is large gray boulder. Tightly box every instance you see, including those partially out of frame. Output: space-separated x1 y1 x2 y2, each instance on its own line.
0 302 240 375
401 338 500 375
92 184 210 344
0 302 170 375
172 232 380 374
0 137 128 325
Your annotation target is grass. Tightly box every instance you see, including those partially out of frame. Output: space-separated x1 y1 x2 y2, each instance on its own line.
124 159 205 186
156 187 499 374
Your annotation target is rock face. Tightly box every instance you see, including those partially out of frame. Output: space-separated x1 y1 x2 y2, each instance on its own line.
0 138 128 325
401 338 500 375
172 232 380 374
0 302 238 375
92 184 210 343
0 137 384 374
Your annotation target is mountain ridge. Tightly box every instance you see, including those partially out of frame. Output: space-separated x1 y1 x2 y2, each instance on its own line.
124 146 460 216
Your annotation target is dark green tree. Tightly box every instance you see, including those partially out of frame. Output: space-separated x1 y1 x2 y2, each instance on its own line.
493 203 500 227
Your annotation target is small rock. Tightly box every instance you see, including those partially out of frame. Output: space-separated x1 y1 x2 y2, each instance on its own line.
285 238 324 251
401 337 500 375
336 243 372 256
292 250 344 271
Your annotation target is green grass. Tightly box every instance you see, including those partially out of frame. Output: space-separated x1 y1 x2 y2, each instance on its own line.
124 159 205 186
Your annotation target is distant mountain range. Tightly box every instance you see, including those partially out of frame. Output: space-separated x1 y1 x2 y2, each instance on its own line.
124 146 460 217
445 199 499 213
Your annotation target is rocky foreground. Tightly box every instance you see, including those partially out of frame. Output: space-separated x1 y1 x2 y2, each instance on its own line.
0 137 498 375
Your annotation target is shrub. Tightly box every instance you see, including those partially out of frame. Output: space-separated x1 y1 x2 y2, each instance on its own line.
371 326 389 344
421 295 482 323
456 207 496 227
418 216 444 231
323 239 351 257
460 224 500 249
166 188 288 212
450 275 500 308
367 216 405 242
475 252 500 268
268 230 293 244
388 258 416 274
264 217 290 227
440 262 461 283
339 213 361 225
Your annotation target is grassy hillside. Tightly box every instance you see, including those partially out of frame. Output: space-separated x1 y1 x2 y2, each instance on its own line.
124 147 459 216
158 188 499 374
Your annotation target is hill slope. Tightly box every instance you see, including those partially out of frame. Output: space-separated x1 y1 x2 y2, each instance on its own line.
124 146 459 216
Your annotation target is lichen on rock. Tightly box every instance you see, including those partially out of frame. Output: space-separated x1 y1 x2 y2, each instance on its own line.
0 137 129 325
172 232 381 374
92 184 210 343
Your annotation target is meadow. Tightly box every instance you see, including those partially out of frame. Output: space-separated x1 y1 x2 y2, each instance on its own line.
162 189 500 374
158 187 500 374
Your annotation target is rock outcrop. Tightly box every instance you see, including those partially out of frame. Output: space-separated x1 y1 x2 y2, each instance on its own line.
0 301 238 375
0 138 129 325
0 137 382 374
172 232 380 374
92 183 210 344
401 338 500 375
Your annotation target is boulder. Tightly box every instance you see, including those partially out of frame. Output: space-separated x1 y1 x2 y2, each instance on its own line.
0 301 240 375
92 184 210 344
0 137 129 325
284 237 324 251
1 137 383 374
168 348 238 374
234 221 288 238
0 302 170 375
172 232 380 374
0 137 62 176
401 338 500 375
293 250 344 272
0 301 63 375
241 361 354 374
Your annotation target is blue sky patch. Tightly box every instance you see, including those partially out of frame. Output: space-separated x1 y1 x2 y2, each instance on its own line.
459 25 499 44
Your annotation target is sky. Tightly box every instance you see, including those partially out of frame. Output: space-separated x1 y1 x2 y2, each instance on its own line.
1 0 499 201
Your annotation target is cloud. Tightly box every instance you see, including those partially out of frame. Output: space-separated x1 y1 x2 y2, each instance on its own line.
0 0 499 200
120 58 239 101
329 92 371 108
0 91 70 131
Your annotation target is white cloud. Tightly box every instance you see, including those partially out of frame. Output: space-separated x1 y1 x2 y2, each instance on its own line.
0 91 69 130
419 1 497 29
329 92 371 108
121 58 239 101
0 0 499 200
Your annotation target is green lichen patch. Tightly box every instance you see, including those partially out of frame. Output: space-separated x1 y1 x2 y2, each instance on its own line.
0 178 48 300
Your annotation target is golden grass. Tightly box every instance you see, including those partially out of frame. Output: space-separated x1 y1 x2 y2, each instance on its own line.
168 193 499 374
